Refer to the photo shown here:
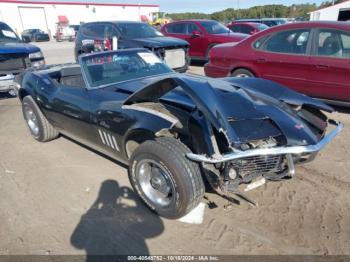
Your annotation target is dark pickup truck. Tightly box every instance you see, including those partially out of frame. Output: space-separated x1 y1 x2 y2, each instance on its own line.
74 21 190 73
0 22 45 96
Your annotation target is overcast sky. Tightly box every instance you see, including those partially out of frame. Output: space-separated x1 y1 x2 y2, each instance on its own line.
133 0 324 13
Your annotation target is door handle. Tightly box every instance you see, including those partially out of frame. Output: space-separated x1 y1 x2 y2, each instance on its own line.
315 64 329 69
256 58 267 63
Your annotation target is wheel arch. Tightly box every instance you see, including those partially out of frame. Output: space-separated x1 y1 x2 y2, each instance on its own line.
18 88 29 101
124 128 155 159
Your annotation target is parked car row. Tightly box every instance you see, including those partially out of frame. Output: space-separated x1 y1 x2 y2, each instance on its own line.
234 18 288 27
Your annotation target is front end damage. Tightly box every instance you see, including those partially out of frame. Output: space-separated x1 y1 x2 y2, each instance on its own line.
124 75 343 205
187 119 342 205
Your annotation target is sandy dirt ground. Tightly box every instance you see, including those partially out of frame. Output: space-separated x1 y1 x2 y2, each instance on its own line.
0 42 349 256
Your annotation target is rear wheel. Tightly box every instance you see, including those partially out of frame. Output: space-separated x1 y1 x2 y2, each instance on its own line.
231 68 254 78
128 137 205 219
22 96 59 142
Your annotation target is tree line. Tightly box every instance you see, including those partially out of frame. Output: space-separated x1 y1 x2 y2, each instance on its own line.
167 0 348 22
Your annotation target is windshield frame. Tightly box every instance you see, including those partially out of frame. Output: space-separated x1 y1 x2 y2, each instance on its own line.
0 23 21 43
79 49 173 90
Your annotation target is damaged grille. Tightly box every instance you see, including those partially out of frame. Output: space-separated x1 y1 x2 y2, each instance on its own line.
231 155 284 179
164 49 186 69
0 54 27 71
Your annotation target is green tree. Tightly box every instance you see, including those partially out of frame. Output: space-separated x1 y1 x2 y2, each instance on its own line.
167 3 320 23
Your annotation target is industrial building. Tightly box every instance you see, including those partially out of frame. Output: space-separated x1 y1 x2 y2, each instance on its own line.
309 0 350 21
0 0 159 37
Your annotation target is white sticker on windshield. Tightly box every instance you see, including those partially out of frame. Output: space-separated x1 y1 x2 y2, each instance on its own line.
138 52 161 65
2 30 16 38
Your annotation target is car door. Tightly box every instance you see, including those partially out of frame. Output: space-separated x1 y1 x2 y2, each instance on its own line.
254 28 312 94
184 22 207 58
308 28 350 102
163 22 204 58
49 83 93 143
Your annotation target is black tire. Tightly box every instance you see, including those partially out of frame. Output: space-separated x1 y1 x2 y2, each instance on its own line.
128 137 205 219
22 96 59 142
231 68 255 78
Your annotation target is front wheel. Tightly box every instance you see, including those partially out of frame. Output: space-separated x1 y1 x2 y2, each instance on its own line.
128 137 205 219
231 68 254 78
22 96 59 142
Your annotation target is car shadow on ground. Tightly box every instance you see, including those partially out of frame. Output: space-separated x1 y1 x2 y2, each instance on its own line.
70 180 164 261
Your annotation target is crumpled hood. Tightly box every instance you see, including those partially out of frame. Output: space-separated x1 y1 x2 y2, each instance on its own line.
123 74 333 147
130 36 189 49
0 42 40 54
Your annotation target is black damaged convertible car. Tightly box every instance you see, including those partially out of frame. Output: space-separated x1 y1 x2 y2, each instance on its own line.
15 49 343 218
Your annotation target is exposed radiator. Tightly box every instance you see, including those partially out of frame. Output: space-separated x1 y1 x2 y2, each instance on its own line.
231 154 284 178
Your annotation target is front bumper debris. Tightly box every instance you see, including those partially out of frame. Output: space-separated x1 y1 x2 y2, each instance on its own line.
186 121 344 164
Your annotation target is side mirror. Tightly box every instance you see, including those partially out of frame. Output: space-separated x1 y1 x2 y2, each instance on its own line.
191 30 202 38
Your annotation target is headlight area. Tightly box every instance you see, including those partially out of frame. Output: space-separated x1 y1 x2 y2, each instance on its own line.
29 51 45 68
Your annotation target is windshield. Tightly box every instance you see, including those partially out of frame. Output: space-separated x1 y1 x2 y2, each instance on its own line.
199 21 231 34
263 19 287 26
257 23 269 31
117 22 164 39
80 50 173 88
0 23 20 43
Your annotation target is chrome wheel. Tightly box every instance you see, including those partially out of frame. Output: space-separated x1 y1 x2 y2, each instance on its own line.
24 104 39 136
136 159 174 207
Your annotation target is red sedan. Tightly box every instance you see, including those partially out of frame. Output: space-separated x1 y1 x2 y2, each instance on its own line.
205 21 350 105
160 19 248 61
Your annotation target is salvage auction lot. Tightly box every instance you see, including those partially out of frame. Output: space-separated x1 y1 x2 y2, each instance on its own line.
0 41 349 255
